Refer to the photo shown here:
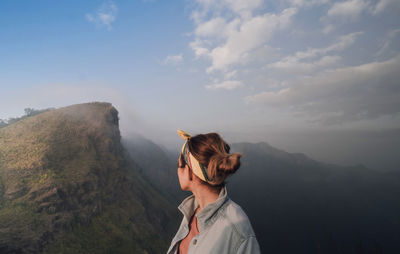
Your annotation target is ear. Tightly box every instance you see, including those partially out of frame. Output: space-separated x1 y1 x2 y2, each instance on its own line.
187 165 193 181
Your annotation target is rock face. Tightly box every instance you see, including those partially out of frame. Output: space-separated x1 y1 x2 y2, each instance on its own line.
0 102 179 254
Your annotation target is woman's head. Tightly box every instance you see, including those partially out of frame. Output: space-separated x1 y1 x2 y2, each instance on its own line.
177 130 241 188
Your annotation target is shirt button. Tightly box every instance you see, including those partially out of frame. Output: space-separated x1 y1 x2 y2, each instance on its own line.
193 239 197 245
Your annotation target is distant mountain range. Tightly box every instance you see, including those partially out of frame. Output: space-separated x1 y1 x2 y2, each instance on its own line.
124 134 400 254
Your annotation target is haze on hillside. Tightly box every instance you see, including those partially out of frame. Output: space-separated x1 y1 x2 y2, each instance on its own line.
1 0 399 171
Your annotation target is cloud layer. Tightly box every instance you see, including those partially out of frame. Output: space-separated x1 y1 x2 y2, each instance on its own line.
186 0 400 126
247 55 400 124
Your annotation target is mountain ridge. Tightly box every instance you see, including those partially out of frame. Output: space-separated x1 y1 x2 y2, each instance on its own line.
0 102 179 253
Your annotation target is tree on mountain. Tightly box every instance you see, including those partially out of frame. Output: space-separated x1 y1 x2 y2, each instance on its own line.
24 107 53 117
0 107 53 129
0 119 7 128
24 108 36 116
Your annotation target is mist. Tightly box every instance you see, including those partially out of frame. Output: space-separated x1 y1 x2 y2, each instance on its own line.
1 84 398 172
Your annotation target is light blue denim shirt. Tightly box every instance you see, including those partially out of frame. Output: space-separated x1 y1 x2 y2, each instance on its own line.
167 187 261 254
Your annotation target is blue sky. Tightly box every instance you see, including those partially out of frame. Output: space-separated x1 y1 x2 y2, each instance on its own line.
1 0 400 170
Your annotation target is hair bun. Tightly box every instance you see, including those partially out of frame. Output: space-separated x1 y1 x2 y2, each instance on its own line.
218 153 241 173
207 152 241 185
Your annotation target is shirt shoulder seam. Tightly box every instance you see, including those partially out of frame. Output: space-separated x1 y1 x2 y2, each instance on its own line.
234 236 257 253
221 202 249 250
223 201 256 239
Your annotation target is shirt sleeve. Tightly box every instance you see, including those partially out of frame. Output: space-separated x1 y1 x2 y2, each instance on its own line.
236 236 261 254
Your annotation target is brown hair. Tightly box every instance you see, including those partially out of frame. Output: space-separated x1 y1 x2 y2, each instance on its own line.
187 133 241 186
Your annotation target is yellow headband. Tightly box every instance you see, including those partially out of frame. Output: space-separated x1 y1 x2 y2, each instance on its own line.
177 130 214 184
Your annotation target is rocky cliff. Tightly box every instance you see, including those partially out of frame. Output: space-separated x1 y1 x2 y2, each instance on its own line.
0 102 179 253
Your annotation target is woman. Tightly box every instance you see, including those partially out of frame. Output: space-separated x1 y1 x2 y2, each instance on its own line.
167 130 260 254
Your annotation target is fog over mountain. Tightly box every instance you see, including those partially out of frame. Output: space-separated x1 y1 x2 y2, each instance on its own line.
222 128 400 172
2 85 399 173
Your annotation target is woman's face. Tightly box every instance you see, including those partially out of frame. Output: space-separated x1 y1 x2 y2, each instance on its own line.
177 154 191 191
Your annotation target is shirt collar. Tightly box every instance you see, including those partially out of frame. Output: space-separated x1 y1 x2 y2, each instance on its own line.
178 186 229 232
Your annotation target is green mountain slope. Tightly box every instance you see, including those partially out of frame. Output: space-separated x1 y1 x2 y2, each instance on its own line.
0 102 179 254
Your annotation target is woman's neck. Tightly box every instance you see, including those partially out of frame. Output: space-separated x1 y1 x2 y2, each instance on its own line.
192 185 222 210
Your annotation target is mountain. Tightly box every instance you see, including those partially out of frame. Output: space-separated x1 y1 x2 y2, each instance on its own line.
124 138 400 254
0 102 179 253
122 134 187 206
229 142 400 254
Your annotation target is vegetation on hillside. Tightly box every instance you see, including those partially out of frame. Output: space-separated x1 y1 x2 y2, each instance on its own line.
0 108 53 128
0 102 179 253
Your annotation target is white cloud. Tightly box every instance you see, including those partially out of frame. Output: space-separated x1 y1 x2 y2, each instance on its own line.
195 18 228 38
163 54 183 65
375 29 400 56
193 0 263 19
224 0 263 12
286 0 329 7
246 55 400 124
302 31 363 58
190 0 298 91
268 31 362 73
317 55 342 66
327 0 369 19
323 24 335 34
269 55 341 74
86 1 118 30
321 0 369 33
224 70 238 79
189 39 210 59
194 17 241 40
222 0 263 18
372 0 400 14
206 80 243 90
206 7 297 72
321 0 399 33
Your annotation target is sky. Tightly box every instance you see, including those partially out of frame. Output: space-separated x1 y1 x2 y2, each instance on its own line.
1 0 399 171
